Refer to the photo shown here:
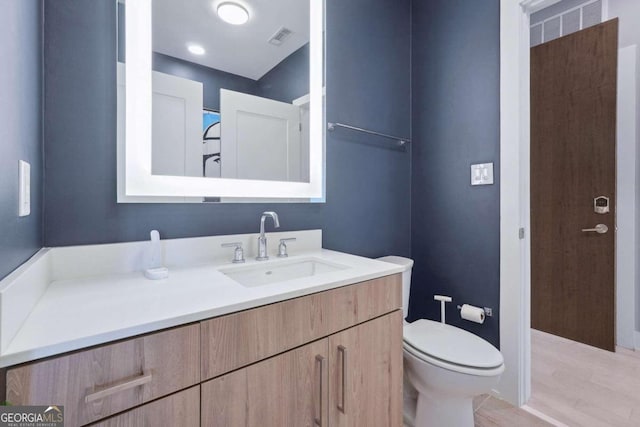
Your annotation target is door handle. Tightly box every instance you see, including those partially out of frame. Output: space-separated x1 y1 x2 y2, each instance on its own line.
581 224 608 234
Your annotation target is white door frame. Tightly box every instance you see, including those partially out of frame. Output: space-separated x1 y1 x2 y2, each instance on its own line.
616 45 638 350
499 0 636 406
498 0 562 406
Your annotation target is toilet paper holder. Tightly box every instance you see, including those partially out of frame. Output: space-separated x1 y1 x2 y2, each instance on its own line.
457 305 493 317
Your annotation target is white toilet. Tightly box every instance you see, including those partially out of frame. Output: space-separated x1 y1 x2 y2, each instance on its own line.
378 256 505 427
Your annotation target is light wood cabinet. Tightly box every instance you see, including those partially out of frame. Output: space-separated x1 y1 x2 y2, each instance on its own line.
201 310 403 427
200 274 401 381
201 339 329 427
90 386 200 427
3 274 402 427
6 324 200 427
328 311 404 427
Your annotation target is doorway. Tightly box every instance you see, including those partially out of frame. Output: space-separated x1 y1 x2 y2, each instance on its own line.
498 0 640 407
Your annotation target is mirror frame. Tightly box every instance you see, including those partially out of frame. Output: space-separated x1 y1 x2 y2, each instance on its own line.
122 0 325 200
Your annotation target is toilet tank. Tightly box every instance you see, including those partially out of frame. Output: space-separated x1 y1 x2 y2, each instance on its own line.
376 256 414 321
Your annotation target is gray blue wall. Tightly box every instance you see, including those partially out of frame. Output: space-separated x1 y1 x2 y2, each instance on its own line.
257 44 310 103
410 0 501 347
43 0 411 260
0 0 43 280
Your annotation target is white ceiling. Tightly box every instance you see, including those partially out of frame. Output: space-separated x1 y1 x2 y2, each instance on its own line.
153 0 309 80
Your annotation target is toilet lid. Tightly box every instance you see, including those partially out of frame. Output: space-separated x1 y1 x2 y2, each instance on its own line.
403 319 503 369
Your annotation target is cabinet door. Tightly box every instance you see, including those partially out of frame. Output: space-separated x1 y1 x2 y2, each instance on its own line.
90 386 199 427
328 311 403 427
201 339 328 427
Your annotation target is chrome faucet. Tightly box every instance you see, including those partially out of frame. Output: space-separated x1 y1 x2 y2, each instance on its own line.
256 211 280 260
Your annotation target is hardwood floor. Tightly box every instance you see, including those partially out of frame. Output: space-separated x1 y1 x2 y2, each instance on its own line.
474 395 552 426
403 328 640 427
529 328 640 427
402 395 550 427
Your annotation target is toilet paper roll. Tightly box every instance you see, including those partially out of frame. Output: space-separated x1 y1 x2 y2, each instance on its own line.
460 304 485 324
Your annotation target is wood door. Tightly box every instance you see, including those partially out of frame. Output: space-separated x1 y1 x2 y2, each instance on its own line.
328 311 403 427
201 338 329 427
531 19 618 351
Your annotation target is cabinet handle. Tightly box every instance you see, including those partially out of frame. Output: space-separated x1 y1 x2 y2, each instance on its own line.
337 345 347 414
314 355 326 427
85 373 153 403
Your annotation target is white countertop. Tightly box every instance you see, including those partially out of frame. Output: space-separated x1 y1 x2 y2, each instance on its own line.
0 246 402 368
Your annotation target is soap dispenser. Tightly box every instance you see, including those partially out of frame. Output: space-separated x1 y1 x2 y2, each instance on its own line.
144 230 169 280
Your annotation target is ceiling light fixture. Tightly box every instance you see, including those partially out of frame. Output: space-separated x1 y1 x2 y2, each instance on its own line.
187 44 206 55
217 2 250 25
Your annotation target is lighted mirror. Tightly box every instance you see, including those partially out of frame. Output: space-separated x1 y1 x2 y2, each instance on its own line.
117 0 325 202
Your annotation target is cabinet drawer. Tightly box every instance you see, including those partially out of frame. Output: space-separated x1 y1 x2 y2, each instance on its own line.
90 386 200 427
6 324 200 427
201 274 401 380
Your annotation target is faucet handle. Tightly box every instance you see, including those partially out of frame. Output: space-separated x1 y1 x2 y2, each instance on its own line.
221 242 245 264
277 238 297 258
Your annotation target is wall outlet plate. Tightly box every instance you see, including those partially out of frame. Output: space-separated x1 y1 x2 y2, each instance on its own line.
471 163 494 186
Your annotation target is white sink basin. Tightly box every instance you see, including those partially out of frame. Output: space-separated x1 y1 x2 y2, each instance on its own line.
220 257 349 287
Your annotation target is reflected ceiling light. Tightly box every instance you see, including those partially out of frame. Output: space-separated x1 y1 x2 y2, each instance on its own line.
217 2 250 25
187 44 206 55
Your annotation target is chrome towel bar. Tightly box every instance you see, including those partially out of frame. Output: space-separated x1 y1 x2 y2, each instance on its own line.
327 122 410 146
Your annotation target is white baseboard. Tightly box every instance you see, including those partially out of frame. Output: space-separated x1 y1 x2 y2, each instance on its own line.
521 405 569 427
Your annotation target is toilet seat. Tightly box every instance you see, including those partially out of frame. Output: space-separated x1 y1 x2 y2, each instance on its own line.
403 319 504 377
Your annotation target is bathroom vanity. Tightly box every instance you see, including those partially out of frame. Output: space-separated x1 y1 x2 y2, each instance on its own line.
0 231 403 427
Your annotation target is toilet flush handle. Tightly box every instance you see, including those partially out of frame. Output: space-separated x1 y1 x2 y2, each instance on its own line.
434 295 453 324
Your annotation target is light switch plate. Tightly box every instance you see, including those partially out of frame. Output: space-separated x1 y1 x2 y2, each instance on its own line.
19 160 31 217
471 162 494 186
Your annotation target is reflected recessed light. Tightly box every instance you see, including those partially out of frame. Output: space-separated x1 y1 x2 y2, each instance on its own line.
187 44 206 55
217 2 249 25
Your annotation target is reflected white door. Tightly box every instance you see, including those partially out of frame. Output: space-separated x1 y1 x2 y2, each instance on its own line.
152 71 203 177
220 89 302 182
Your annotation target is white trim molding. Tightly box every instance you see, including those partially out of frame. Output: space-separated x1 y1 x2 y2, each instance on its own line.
499 0 532 406
520 0 563 15
521 405 570 427
616 45 638 350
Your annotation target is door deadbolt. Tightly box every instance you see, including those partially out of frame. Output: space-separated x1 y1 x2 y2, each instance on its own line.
594 196 609 214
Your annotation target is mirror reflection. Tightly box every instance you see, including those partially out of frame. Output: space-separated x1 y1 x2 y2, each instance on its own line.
150 0 310 182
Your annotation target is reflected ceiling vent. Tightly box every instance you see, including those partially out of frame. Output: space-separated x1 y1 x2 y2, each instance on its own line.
268 27 293 46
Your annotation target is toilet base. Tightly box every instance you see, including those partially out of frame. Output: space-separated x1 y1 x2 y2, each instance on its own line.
403 380 417 426
414 393 474 427
402 340 504 427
